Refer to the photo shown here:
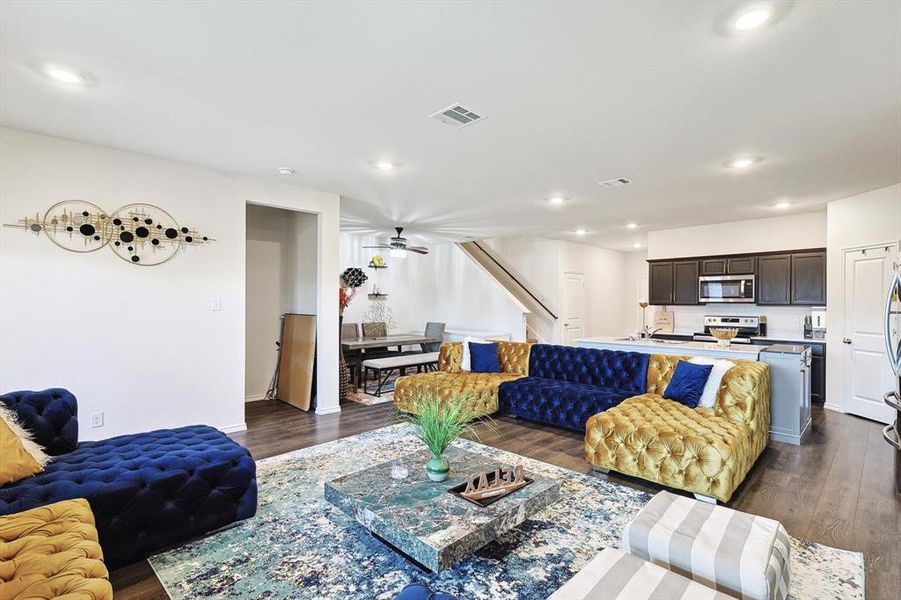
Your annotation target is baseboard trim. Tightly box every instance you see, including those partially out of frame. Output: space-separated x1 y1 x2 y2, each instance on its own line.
315 405 342 416
220 422 248 434
823 402 843 414
245 394 267 403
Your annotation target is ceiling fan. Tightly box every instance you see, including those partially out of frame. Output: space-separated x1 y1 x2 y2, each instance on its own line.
363 227 429 258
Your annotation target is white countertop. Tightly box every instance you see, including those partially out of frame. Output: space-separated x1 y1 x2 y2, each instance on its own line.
576 336 762 359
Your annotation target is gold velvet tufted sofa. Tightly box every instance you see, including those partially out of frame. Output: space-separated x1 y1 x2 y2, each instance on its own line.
584 354 770 503
0 498 112 599
394 341 533 417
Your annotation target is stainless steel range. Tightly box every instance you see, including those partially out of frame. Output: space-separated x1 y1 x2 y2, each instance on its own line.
692 315 767 344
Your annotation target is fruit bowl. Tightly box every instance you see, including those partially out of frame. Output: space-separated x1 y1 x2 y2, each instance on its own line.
710 327 739 347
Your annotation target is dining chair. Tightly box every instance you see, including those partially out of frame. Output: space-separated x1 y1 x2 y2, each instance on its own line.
420 322 446 353
362 322 387 339
341 322 360 341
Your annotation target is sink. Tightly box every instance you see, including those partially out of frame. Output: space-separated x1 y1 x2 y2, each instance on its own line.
613 337 688 345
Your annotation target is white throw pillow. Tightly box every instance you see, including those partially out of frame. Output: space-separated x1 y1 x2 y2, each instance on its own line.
688 357 735 409
460 336 487 372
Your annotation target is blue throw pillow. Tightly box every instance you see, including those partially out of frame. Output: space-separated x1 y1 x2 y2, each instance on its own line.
663 360 714 408
469 342 501 373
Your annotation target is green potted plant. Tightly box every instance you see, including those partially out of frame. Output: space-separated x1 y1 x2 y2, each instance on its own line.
401 390 480 482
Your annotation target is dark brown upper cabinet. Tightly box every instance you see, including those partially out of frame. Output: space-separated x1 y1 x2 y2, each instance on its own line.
649 248 823 306
649 262 674 304
648 260 699 305
757 254 792 305
701 256 756 275
791 251 827 305
727 256 756 274
700 258 727 275
673 260 700 305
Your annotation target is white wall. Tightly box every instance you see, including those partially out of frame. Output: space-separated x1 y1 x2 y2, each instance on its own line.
480 236 629 343
643 211 828 338
647 212 827 259
622 250 651 334
339 233 526 341
245 205 318 401
826 183 901 412
0 127 341 440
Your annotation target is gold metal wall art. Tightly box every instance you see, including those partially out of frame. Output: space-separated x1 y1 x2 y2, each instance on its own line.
4 200 214 266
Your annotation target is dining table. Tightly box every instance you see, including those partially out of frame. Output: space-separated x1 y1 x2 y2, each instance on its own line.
341 333 444 391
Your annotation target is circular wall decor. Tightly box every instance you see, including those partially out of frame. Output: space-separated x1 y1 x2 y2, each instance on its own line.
108 203 182 266
6 200 214 266
41 200 111 253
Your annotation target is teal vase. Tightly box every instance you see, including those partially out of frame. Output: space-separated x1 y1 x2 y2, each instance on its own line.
425 455 450 482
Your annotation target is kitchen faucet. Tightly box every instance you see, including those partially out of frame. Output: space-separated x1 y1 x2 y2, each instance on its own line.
641 326 662 340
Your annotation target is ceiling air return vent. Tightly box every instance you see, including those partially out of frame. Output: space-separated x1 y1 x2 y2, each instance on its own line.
598 177 632 189
430 104 485 128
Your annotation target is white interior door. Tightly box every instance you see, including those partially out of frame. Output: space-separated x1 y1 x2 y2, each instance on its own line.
562 271 584 345
842 244 897 423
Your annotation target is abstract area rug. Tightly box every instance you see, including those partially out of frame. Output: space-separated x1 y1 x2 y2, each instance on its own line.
149 424 865 599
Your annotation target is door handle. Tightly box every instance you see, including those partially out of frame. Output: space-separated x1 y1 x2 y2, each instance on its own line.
884 390 901 411
842 338 852 344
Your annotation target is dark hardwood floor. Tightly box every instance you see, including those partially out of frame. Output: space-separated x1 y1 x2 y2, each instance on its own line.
111 401 899 600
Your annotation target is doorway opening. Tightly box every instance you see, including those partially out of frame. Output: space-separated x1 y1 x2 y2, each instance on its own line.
245 203 319 411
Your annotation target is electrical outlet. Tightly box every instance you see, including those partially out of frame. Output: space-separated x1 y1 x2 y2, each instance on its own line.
211 298 222 312
90 412 104 428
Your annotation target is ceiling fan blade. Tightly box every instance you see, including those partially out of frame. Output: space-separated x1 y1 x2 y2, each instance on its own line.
408 247 429 255
362 245 391 249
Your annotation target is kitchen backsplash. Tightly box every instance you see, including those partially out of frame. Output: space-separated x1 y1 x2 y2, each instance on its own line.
649 304 820 339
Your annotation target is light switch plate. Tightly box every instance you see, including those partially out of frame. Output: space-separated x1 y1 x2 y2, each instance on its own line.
211 298 222 311
90 412 104 428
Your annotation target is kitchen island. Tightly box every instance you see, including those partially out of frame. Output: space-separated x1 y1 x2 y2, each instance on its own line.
576 336 762 360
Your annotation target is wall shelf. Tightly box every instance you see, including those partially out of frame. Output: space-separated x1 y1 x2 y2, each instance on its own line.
367 264 388 270
368 293 388 299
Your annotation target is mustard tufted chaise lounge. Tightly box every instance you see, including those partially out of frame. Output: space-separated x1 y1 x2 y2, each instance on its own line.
584 354 770 503
0 498 112 600
394 341 533 417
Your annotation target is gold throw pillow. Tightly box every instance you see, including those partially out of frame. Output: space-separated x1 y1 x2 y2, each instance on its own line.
0 405 47 485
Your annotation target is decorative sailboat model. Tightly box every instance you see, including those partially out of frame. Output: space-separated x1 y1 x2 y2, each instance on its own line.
453 465 531 506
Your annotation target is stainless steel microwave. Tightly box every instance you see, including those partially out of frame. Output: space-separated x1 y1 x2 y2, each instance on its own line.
699 274 755 303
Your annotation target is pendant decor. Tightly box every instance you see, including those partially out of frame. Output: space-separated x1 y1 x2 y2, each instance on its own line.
4 200 214 266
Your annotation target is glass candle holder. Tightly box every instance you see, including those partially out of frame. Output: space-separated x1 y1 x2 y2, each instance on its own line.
390 459 408 481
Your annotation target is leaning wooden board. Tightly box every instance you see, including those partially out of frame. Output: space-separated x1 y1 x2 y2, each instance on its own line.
277 313 316 411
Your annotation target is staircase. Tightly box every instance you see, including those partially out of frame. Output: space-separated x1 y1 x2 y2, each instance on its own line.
457 241 557 343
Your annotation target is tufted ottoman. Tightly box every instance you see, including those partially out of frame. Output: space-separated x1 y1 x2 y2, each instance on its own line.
0 498 112 599
623 491 790 600
0 422 257 568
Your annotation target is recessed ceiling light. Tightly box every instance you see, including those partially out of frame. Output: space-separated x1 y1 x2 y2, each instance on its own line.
42 64 87 85
573 228 588 236
633 242 643 248
727 157 756 169
734 8 772 31
626 222 639 229
375 160 397 172
278 167 295 175
548 196 565 206
774 201 792 209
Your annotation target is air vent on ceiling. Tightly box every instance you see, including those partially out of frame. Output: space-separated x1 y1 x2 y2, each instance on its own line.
598 177 632 189
430 104 485 128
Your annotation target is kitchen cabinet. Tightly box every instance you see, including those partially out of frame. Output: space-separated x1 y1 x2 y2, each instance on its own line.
701 256 756 275
757 254 792 305
649 248 824 307
649 262 674 304
673 260 699 305
648 260 699 305
752 339 825 405
791 251 827 305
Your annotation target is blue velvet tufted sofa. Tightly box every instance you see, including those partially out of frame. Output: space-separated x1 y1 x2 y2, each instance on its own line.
0 388 257 568
498 344 651 431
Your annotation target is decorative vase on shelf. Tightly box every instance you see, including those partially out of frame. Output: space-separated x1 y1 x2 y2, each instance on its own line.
425 455 450 482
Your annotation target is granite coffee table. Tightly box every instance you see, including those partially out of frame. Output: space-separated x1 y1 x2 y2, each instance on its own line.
324 446 561 572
